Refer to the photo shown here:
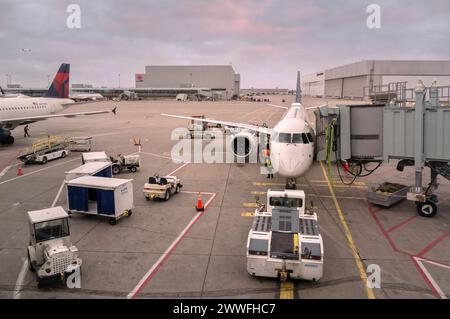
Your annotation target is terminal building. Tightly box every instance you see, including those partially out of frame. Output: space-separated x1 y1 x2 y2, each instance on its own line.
302 60 450 101
135 65 240 100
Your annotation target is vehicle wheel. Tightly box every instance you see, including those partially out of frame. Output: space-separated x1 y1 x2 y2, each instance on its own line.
112 166 120 175
37 278 45 289
27 253 35 272
130 166 137 173
61 151 66 158
417 201 438 218
7 136 15 145
127 210 132 217
175 185 181 193
164 190 171 201
42 157 47 164
145 196 150 201
109 218 117 225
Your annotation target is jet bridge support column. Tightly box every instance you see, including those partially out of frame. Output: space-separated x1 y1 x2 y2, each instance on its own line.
413 81 426 194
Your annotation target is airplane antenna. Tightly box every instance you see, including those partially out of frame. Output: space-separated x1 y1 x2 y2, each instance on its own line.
295 71 302 104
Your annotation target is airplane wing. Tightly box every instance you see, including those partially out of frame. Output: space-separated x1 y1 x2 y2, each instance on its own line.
161 113 273 135
0 107 117 124
266 103 288 110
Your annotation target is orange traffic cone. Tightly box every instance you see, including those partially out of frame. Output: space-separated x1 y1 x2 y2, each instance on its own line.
17 164 23 176
196 192 204 212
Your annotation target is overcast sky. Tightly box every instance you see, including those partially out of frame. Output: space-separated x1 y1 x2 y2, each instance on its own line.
0 0 449 89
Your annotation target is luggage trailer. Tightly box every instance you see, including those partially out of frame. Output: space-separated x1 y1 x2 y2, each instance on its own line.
246 207 323 281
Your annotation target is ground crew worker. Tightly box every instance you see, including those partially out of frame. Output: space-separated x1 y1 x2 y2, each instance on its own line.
24 125 30 137
265 157 274 179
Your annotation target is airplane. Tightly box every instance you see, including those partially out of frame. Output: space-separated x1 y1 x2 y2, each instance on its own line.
0 63 116 145
69 92 104 102
162 71 317 189
0 86 28 98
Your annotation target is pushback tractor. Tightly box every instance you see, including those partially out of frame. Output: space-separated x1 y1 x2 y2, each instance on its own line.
246 189 323 281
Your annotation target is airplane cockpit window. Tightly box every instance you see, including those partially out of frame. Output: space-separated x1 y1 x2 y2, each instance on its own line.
292 133 310 144
278 133 291 143
307 133 314 143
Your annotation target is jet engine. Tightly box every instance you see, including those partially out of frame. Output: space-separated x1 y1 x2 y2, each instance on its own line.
230 130 258 160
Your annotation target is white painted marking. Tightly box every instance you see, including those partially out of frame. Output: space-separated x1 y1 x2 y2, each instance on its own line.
12 258 29 299
167 162 189 176
414 257 448 299
127 193 216 299
0 165 11 179
51 180 66 207
419 258 450 270
139 151 172 160
0 158 78 186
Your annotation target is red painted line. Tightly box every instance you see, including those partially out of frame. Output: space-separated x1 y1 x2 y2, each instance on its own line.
416 231 450 258
386 215 418 234
128 192 217 299
410 256 442 299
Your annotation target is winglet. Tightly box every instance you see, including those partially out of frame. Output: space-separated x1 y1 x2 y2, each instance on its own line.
0 86 4 96
112 107 117 115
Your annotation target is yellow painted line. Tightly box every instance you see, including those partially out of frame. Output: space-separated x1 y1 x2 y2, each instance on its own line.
280 281 294 299
242 203 258 208
241 212 255 217
249 191 365 201
250 191 267 196
252 182 367 189
319 161 375 299
310 179 367 186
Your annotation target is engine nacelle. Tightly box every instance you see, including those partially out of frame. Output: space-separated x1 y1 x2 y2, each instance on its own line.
230 130 258 160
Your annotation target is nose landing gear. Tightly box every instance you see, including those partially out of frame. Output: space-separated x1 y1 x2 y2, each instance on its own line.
286 178 297 190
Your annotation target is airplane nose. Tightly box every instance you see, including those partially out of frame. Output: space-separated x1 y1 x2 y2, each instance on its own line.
278 159 302 177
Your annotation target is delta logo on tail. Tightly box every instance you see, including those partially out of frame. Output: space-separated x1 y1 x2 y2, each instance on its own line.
45 63 70 98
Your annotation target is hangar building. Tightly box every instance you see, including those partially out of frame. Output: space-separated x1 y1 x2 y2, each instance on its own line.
303 60 450 100
135 65 240 99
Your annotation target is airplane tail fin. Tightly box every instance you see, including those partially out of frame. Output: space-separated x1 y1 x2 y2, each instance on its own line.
295 70 302 104
45 63 70 98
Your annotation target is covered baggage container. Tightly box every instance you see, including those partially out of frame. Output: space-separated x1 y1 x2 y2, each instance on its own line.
66 176 133 225
81 151 110 165
65 162 113 181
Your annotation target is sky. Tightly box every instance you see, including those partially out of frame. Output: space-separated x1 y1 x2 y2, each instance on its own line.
0 0 449 89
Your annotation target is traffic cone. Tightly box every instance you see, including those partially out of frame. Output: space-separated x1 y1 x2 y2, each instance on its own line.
196 192 204 212
17 164 23 176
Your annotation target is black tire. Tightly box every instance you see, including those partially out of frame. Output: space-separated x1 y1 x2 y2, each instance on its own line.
127 210 132 217
130 166 137 173
42 157 47 164
417 201 438 218
112 166 120 175
7 136 15 145
175 184 181 193
109 218 117 225
145 196 150 201
61 151 66 158
164 190 171 201
27 252 35 272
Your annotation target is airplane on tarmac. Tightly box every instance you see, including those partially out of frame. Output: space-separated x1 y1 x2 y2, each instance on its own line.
162 71 317 189
0 63 116 145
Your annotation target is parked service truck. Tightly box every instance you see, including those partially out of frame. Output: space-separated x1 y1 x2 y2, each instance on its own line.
27 207 82 288
246 189 324 281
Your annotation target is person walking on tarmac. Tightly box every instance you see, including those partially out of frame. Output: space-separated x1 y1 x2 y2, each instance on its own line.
24 125 30 137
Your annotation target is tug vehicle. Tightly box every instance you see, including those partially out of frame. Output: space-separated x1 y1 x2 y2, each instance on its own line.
143 175 182 201
27 207 82 288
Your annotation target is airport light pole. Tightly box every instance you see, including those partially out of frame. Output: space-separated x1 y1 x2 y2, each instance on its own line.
47 75 50 88
118 73 121 88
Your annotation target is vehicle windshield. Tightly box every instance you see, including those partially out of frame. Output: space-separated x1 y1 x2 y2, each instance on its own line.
34 218 70 243
269 196 303 208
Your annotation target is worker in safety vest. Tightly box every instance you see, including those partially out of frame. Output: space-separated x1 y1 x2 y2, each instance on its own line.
265 157 274 179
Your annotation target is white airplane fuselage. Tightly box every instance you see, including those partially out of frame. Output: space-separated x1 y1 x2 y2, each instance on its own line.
0 97 72 129
268 103 315 178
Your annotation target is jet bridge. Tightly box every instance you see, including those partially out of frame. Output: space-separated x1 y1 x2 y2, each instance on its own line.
315 80 450 217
